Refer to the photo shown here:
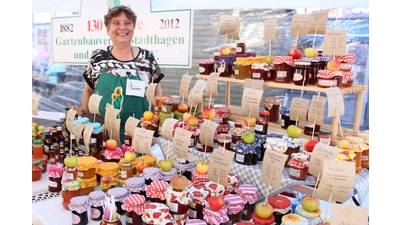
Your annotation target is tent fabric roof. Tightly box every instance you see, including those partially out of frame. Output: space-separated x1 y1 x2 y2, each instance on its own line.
32 0 369 14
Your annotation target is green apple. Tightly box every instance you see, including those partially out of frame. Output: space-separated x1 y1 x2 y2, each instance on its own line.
304 47 318 58
301 195 320 212
336 138 350 149
287 125 302 138
265 55 274 64
241 131 255 144
255 202 274 219
64 155 78 168
159 159 173 172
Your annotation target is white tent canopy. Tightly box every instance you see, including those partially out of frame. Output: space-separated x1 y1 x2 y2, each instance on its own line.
32 0 369 14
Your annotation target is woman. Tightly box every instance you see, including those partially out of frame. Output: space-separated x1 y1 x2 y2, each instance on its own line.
81 5 163 143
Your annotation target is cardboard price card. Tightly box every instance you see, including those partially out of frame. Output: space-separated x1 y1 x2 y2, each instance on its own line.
219 15 238 35
326 87 345 117
179 74 193 99
125 116 140 137
146 83 158 106
133 127 154 155
83 124 93 154
308 95 327 125
322 29 347 56
208 146 235 187
309 142 341 177
264 19 277 40
289 97 310 121
191 79 207 103
315 160 356 203
261 149 288 189
205 72 220 96
173 127 194 161
290 14 309 38
88 93 102 115
244 78 264 90
199 119 219 148
73 122 86 146
309 9 330 35
104 107 120 130
331 203 369 225
66 108 77 134
161 118 179 141
241 87 264 118
111 118 121 147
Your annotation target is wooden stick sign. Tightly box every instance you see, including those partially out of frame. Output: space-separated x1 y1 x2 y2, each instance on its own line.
260 149 288 190
331 202 369 225
132 127 154 155
205 72 220 97
173 127 198 162
308 142 341 177
179 73 193 99
241 87 264 118
88 93 102 116
208 146 235 187
145 83 158 106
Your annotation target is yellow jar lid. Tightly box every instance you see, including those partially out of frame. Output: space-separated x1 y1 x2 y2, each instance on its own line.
97 162 120 177
134 155 157 167
80 176 97 188
77 156 98 171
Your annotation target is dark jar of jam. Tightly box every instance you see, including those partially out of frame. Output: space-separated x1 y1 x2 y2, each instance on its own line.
264 97 280 123
126 211 143 225
309 60 319 85
196 138 214 153
293 62 311 86
255 111 269 135
69 196 89 225
235 152 258 165
199 60 215 75
188 203 204 220
274 62 292 83
89 191 105 221
251 63 268 80
304 122 320 136
166 187 190 215
236 42 246 54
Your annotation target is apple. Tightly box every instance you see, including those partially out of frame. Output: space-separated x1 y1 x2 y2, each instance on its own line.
182 112 193 122
244 117 256 127
196 161 209 174
32 122 38 130
159 159 173 172
178 103 189 113
143 111 154 121
241 131 255 144
64 155 78 168
202 107 216 120
220 47 231 56
304 140 318 152
105 139 118 151
288 48 302 59
230 47 237 55
170 174 189 191
336 137 350 149
255 202 274 219
301 195 320 212
136 159 149 173
327 59 340 71
124 150 136 161
208 195 224 211
265 55 274 65
304 47 318 58
287 125 302 138
187 116 199 126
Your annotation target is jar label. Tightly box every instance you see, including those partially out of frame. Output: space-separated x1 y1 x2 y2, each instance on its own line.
124 139 130 145
252 72 261 78
188 208 197 218
48 180 58 187
281 119 285 127
235 153 245 163
167 201 178 212
277 71 287 78
199 66 205 73
293 73 303 81
234 70 239 75
237 47 242 52
71 214 81 225
44 145 49 153
91 208 101 219
121 171 127 179
196 143 203 149
162 106 167 112
66 172 74 180
254 124 264 132
77 171 84 177
126 215 133 223
289 167 301 178
212 117 222 123
231 143 236 149
318 79 337 87
362 156 369 161
319 138 330 145
189 138 194 147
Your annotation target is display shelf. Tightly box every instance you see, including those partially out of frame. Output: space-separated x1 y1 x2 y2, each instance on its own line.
196 74 369 141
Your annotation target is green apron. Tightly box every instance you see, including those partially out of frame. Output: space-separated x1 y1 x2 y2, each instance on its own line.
94 47 148 144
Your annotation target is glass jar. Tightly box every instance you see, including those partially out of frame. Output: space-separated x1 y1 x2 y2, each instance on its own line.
100 213 122 225
199 60 215 75
317 71 343 88
122 194 146 225
309 60 319 85
342 71 354 88
265 64 276 81
121 161 134 179
274 62 292 83
355 151 363 173
69 196 89 225
47 164 63 192
162 102 173 114
268 196 291 225
255 111 269 135
234 58 252 80
107 187 130 215
32 158 43 181
217 133 232 151
251 63 268 80
158 111 173 136
288 161 308 180
217 56 235 77
264 97 281 123
61 180 82 210
235 152 258 165
203 97 214 110
236 42 246 54
304 122 320 136
293 62 311 86
284 137 302 168
318 130 331 145
89 138 99 159
362 148 369 169
188 203 204 220
165 186 190 215
235 185 260 221
89 191 105 221
33 139 44 159
90 122 103 151
171 95 181 113
196 137 214 152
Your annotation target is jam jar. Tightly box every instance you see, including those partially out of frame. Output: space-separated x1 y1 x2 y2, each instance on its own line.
217 133 232 151
62 180 82 210
236 42 246 54
318 130 331 145
304 122 320 136
196 137 214 153
265 64 276 81
264 97 280 123
33 139 44 159
171 95 181 113
234 140 259 165
235 184 261 221
47 164 63 192
90 122 103 151
88 191 105 221
217 56 235 77
251 63 268 80
234 57 252 80
224 194 246 224
107 187 130 215
273 56 293 83
288 153 309 180
69 196 89 225
165 186 190 215
122 194 146 225
230 127 244 150
199 60 215 75
342 71 354 88
308 59 319 85
317 70 343 88
32 157 43 181
188 187 208 219
293 62 311 86
255 111 269 135
268 196 292 225
283 137 302 167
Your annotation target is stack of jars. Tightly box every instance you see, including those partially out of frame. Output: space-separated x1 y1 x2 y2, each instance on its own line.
336 54 356 87
77 156 98 195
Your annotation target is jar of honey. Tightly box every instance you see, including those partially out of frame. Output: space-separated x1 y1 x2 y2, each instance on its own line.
33 139 44 159
234 57 252 80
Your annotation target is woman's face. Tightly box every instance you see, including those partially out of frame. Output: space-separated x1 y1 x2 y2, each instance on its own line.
107 12 134 45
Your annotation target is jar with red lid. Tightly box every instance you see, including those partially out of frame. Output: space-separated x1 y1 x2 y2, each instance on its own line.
224 194 246 224
199 60 215 75
32 157 43 181
273 56 294 83
336 54 356 72
122 194 146 225
47 164 63 192
165 186 190 215
217 133 232 151
142 202 174 225
318 130 331 145
236 42 246 54
255 111 269 135
268 196 292 225
251 63 268 80
196 138 214 153
288 153 309 180
146 180 169 204
293 62 311 86
265 64 276 81
230 127 244 150
62 180 82 210
264 97 281 123
342 71 354 88
317 70 343 88
235 184 260 221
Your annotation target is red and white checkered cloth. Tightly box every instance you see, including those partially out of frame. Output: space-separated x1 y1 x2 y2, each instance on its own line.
273 56 295 66
146 180 169 200
317 70 343 79
335 54 356 63
121 194 146 214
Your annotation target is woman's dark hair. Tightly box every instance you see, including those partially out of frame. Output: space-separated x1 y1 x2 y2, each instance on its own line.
104 6 137 28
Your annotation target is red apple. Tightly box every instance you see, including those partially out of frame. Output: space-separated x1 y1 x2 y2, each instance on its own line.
220 47 231 56
187 116 199 126
178 103 189 113
230 47 237 55
208 195 224 211
288 48 302 59
202 107 216 120
105 139 118 151
327 59 340 71
255 202 274 219
195 161 209 174
182 112 193 122
136 159 149 173
304 139 318 152
170 174 189 191
301 195 320 212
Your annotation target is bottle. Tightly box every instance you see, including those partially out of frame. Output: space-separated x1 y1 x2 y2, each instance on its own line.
56 120 65 144
101 125 108 150
49 145 56 164
74 147 80 157
59 149 66 167
89 138 99 159
70 134 78 150
53 143 60 163
43 130 52 158
51 127 60 144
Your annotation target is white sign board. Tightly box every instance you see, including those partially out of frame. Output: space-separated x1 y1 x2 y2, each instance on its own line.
51 0 193 67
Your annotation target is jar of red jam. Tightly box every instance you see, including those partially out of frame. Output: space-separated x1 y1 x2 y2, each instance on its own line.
230 127 244 150
217 56 235 77
235 184 260 221
62 180 82 210
217 133 232 151
342 71 354 88
317 70 343 88
107 187 130 215
32 157 43 181
196 138 214 153
273 56 294 83
293 62 311 86
236 42 246 54
199 60 215 75
288 153 309 180
122 194 146 225
165 186 190 215
255 111 269 135
234 140 259 165
283 137 302 167
303 122 320 136
47 164 63 192
142 203 174 225
251 63 268 80
264 97 280 123
308 60 319 85
318 130 331 145
146 180 169 204
224 194 246 224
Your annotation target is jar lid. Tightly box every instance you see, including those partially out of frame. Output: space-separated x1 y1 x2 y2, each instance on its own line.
294 61 311 66
268 196 291 209
62 180 81 191
259 111 270 117
56 120 64 125
121 161 132 166
171 95 180 100
319 129 331 135
77 156 98 170
162 101 172 106
33 139 43 145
